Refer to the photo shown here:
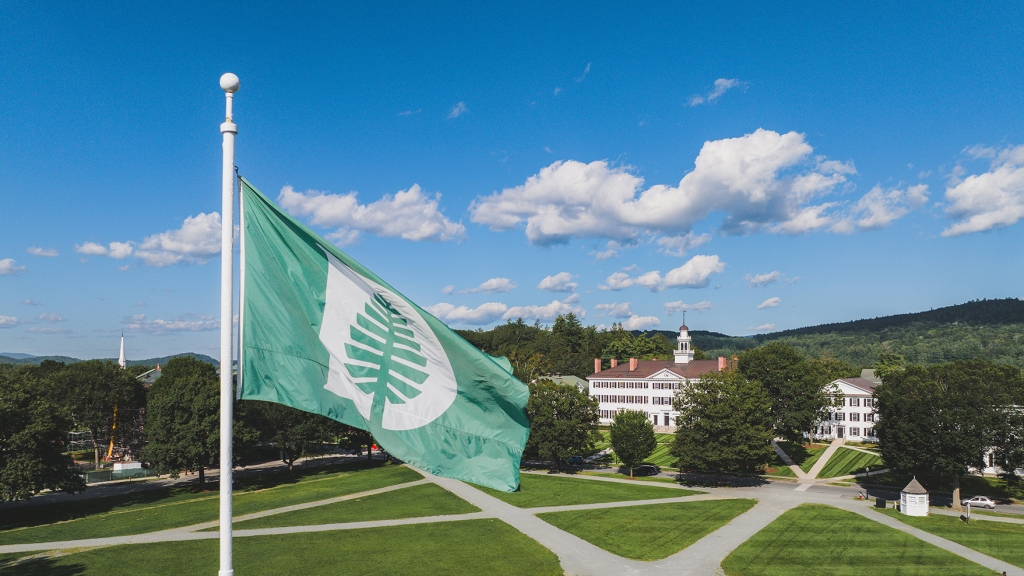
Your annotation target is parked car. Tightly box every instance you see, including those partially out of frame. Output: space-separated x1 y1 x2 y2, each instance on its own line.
634 464 661 476
567 455 585 466
961 495 996 509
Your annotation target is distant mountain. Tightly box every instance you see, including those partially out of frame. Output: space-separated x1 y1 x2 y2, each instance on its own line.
0 352 218 367
0 352 37 359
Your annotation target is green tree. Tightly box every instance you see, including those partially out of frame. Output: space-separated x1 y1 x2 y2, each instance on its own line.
609 410 656 477
672 371 774 485
874 360 1017 511
243 401 348 473
524 379 600 470
141 357 256 488
0 365 86 501
738 343 841 444
992 407 1024 485
46 360 146 468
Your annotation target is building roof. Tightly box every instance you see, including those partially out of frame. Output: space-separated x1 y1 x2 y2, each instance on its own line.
837 377 880 394
860 369 881 384
902 477 928 494
543 375 588 388
588 359 720 380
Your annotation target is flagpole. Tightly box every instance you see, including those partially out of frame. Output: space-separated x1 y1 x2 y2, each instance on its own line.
218 72 239 576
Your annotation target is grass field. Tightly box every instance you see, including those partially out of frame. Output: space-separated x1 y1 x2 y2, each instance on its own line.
764 452 796 477
722 504 996 575
477 473 700 508
880 508 1024 568
538 499 755 560
817 448 884 478
231 483 478 529
0 462 421 545
579 471 679 484
0 519 563 576
776 442 830 473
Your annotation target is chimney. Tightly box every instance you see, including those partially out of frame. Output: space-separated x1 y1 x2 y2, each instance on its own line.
594 358 602 373
718 356 726 371
610 358 618 368
629 357 638 371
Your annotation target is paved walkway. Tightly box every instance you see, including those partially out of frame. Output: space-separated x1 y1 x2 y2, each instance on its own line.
771 441 808 479
805 437 845 479
3 468 1023 576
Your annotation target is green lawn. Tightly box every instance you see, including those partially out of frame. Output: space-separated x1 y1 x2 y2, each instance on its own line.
881 508 1024 568
722 504 996 575
0 519 562 576
776 442 830 473
817 448 884 478
231 483 478 529
477 473 700 508
579 471 679 484
764 452 796 477
538 499 755 560
0 462 421 545
644 443 677 468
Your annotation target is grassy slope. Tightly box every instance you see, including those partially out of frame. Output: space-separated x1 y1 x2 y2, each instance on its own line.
722 504 996 576
0 463 421 545
477 473 699 508
817 448 884 478
539 499 756 561
231 483 478 529
880 508 1024 568
776 442 830 473
0 520 563 576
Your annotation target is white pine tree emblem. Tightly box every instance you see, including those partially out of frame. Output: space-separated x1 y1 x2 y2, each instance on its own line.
344 292 430 424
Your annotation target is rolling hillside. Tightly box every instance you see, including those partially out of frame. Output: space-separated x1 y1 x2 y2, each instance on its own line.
0 352 218 367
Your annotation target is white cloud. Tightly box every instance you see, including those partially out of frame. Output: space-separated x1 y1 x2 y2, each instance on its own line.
621 315 660 330
656 232 711 256
662 255 725 289
398 109 422 116
278 185 465 245
21 300 40 306
942 144 1024 236
504 295 585 321
831 184 930 233
27 247 58 257
576 62 591 83
123 314 219 335
750 323 776 331
108 241 135 259
664 300 712 314
595 302 633 318
537 272 578 293
441 285 455 295
745 271 782 288
463 277 517 294
689 78 746 107
757 297 781 309
470 129 861 246
553 87 562 96
426 302 507 326
135 213 225 266
600 255 724 292
448 102 468 118
593 240 625 261
0 258 25 276
27 327 69 334
74 242 108 256
0 316 22 328
38 313 65 323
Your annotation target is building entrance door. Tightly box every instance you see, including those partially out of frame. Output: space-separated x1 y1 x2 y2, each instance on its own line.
837 427 845 438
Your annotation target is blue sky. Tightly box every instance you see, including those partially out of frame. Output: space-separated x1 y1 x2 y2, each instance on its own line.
2 2 1024 360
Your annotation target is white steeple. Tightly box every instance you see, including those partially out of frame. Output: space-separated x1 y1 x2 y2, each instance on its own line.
118 333 126 368
673 312 694 364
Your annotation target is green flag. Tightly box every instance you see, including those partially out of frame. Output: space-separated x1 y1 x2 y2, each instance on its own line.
238 178 529 491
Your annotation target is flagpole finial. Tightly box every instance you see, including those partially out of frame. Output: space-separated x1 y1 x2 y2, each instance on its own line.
220 73 240 93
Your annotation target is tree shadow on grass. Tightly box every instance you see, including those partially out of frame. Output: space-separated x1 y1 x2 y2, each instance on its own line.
676 472 770 488
0 557 85 576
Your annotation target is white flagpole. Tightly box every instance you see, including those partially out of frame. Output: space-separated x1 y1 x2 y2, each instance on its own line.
218 72 239 576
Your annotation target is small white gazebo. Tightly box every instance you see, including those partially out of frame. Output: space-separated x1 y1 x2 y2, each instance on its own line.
900 477 929 516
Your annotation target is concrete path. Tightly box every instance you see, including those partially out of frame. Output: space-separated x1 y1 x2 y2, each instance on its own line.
771 441 808 479
842 445 881 456
805 437 845 479
835 501 1024 576
928 507 1024 524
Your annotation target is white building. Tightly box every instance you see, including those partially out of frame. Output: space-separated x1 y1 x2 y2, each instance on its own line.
587 323 727 429
900 477 929 516
813 371 880 442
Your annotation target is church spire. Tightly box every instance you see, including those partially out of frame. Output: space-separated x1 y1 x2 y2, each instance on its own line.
673 311 694 364
118 332 126 368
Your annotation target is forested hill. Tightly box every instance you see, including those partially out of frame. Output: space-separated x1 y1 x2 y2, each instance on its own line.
756 298 1024 338
0 352 218 367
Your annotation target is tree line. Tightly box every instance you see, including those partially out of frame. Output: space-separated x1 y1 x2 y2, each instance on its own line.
0 356 374 501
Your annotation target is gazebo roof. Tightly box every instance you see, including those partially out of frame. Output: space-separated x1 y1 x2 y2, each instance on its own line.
902 477 928 494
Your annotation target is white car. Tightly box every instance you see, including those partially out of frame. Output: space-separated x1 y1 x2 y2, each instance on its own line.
961 495 996 509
